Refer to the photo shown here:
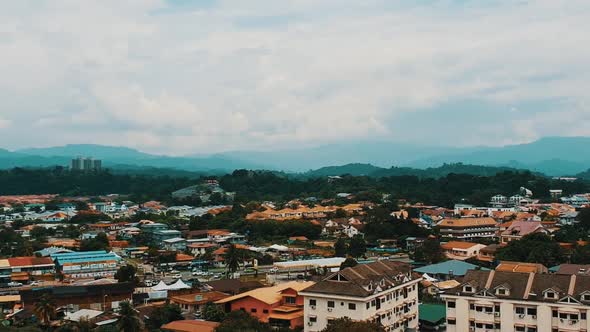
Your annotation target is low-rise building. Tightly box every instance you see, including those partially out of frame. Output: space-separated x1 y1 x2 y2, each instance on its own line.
299 260 420 332
51 250 121 279
170 291 229 314
442 269 590 332
163 237 187 251
437 218 498 240
0 256 56 283
216 280 314 330
441 241 487 260
415 260 489 281
500 221 547 244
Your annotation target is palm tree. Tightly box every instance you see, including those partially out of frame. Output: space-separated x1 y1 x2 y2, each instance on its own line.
117 301 142 332
224 244 242 278
34 293 56 326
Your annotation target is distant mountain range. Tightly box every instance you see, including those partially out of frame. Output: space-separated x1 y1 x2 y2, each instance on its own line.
300 163 531 178
2 136 590 176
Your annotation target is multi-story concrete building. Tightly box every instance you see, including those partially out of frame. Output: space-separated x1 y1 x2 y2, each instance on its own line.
441 269 590 332
437 218 498 240
299 260 421 332
70 157 102 171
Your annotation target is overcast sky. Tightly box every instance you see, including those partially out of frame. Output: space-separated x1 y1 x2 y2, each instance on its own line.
1 0 589 155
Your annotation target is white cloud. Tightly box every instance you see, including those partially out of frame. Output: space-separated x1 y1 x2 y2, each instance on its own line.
0 0 589 154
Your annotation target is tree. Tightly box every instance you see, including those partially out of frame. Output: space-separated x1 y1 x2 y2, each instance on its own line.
202 303 227 322
340 257 358 270
348 235 366 258
577 208 590 230
224 244 243 278
114 264 138 284
117 301 142 332
320 317 385 332
215 310 274 332
334 237 347 257
146 304 184 330
571 244 590 264
80 232 110 251
415 238 445 264
34 293 56 326
496 233 565 267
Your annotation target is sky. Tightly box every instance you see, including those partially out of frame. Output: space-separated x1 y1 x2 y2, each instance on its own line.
1 0 590 155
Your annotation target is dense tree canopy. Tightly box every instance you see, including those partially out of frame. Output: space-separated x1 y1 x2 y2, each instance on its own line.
496 233 565 267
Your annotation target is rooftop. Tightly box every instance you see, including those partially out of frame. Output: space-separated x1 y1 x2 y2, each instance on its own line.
216 281 314 305
414 260 488 276
161 320 220 332
437 217 497 228
301 260 414 298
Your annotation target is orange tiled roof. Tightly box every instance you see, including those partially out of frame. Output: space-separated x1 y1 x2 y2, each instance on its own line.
441 241 481 250
161 320 219 332
438 217 497 228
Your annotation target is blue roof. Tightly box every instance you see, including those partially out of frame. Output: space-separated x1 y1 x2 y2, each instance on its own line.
35 247 74 257
51 250 120 264
51 250 107 258
414 260 489 276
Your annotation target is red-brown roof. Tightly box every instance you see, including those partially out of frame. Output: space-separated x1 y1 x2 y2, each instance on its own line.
161 320 219 332
7 257 53 267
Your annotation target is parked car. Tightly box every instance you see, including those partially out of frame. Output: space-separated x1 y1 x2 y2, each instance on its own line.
7 282 22 287
171 274 182 279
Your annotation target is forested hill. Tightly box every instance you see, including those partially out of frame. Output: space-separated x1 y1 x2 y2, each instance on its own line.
1 167 588 208
301 162 529 178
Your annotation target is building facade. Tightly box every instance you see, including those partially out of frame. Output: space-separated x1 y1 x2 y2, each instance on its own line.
51 251 121 279
437 218 498 240
442 269 590 332
299 260 421 332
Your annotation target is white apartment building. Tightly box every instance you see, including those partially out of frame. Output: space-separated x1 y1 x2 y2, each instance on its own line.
442 269 590 332
299 260 421 332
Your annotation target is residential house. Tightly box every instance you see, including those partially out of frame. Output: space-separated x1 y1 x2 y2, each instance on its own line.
163 238 187 251
478 244 501 263
441 242 487 261
216 280 315 330
441 269 590 332
0 256 56 283
188 243 217 257
170 291 229 314
299 260 420 332
500 221 547 244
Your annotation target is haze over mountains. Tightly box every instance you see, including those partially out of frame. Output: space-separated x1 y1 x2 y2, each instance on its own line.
2 137 590 176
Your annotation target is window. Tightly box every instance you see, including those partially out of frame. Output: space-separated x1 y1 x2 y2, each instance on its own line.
309 316 317 323
486 324 493 329
309 299 316 306
447 319 456 325
497 288 507 295
495 323 501 329
464 286 473 293
371 300 376 307
527 328 537 332
582 313 587 320
560 313 567 319
571 314 579 320
527 308 537 316
484 307 493 313
366 302 370 309
348 303 356 310
516 307 525 315
251 308 257 313
552 310 558 318
476 323 483 328
327 301 335 308
240 307 245 311
447 301 456 308
263 309 269 314
515 326 525 332
285 297 296 305
583 294 590 301
469 303 475 310
545 291 556 299
495 305 500 312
